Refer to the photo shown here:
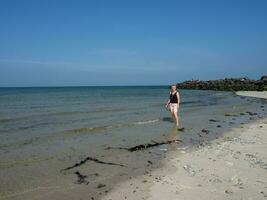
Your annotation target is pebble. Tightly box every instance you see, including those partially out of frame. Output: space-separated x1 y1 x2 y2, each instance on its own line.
183 165 196 176
225 188 233 194
231 175 243 186
97 183 106 188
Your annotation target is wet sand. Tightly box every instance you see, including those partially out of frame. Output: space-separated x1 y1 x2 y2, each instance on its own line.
102 91 267 200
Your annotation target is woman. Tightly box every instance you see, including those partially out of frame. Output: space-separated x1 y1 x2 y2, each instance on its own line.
166 84 180 127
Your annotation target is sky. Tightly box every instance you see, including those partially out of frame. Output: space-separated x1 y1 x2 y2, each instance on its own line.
0 0 266 87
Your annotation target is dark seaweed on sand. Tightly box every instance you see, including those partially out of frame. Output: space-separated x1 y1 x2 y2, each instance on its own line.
105 139 182 152
61 156 126 172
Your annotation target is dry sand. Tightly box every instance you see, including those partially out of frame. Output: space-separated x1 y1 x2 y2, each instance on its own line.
236 91 267 99
102 91 267 200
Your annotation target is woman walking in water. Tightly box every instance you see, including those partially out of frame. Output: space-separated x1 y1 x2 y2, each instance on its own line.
166 84 180 127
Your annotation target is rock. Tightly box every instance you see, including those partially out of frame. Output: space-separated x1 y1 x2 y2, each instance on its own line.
97 183 106 188
178 127 185 131
176 76 267 91
147 160 153 165
209 119 219 122
201 129 210 134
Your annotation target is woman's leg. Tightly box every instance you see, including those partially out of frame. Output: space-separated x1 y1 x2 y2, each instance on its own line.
173 110 179 127
170 111 178 126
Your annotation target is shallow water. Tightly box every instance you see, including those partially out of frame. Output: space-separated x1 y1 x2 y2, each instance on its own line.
0 86 266 199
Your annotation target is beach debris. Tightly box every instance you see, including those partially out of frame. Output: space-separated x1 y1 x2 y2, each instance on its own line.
225 188 233 194
147 160 153 165
177 146 188 150
216 125 222 128
159 148 168 151
61 156 126 171
224 113 237 117
209 177 222 183
105 139 182 152
246 111 257 116
230 175 243 186
75 171 89 185
226 161 234 166
178 127 185 131
97 183 106 188
244 153 266 168
201 129 210 134
209 119 220 122
183 164 196 176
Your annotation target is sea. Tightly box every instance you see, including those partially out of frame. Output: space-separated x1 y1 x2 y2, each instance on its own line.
0 86 266 199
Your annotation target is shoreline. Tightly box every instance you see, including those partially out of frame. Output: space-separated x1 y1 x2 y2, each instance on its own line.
102 91 267 200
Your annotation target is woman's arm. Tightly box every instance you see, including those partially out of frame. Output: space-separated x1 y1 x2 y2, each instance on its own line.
166 99 170 107
176 92 180 106
166 92 171 107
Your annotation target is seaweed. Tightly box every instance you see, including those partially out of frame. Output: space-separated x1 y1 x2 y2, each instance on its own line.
75 171 89 185
105 139 182 152
61 156 126 171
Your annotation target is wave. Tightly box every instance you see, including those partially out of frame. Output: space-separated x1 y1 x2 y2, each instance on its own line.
134 119 159 125
62 119 160 135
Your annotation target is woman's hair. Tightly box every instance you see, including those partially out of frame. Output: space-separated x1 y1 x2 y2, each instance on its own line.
169 84 177 89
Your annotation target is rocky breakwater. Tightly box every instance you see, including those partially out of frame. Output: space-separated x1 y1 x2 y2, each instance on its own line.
176 76 267 91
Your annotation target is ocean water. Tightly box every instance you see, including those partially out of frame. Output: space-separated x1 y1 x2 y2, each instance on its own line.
0 86 265 199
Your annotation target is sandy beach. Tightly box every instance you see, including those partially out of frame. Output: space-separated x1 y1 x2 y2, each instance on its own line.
236 91 267 99
102 91 267 200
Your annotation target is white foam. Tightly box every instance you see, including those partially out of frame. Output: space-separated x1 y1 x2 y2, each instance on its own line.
134 119 159 125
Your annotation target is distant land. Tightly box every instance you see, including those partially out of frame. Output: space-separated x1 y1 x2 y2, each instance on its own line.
176 76 267 91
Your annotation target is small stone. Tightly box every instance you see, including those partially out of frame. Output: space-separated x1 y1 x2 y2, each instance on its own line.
209 119 219 122
97 183 106 188
178 127 185 132
231 175 243 186
225 188 233 194
201 129 209 134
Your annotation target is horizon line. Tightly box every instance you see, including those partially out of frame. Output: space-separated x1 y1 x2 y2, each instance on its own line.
0 84 171 88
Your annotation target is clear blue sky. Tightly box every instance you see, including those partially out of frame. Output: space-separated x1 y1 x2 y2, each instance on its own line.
0 0 266 86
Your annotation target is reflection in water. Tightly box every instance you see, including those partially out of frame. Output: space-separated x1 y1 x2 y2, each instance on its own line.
167 125 182 151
